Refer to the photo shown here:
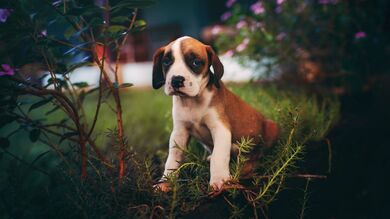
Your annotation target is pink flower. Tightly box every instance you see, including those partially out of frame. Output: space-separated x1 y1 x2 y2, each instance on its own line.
41 30 47 37
221 11 232 21
276 32 287 41
0 9 12 23
250 22 265 31
226 0 236 8
277 0 285 5
0 64 15 76
223 50 234 57
236 20 247 29
354 31 366 39
211 25 222 35
236 38 250 52
250 2 265 15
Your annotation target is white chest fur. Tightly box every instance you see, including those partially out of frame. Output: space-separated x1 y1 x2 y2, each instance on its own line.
172 90 215 146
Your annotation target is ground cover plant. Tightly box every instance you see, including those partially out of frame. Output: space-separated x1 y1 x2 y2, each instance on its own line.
0 84 339 218
0 0 340 218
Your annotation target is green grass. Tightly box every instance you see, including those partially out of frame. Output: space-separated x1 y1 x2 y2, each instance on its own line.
0 83 340 218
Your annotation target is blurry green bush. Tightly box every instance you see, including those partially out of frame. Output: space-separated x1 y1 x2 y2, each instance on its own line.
214 0 389 93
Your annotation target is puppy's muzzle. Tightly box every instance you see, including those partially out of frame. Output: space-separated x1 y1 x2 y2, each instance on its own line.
171 75 185 89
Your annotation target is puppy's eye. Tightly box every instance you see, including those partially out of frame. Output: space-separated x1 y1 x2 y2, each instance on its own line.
192 59 203 67
162 57 172 66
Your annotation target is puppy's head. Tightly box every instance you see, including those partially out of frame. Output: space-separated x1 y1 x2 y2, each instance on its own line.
152 36 224 97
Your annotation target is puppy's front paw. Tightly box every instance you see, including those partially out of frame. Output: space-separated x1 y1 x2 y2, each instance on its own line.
153 181 171 192
210 173 231 191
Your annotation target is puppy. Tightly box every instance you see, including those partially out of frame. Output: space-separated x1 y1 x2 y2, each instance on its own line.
152 36 279 191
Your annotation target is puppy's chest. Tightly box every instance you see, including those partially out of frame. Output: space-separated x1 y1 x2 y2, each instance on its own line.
174 105 213 146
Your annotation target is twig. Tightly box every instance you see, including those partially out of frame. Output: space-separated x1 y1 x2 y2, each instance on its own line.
87 42 105 139
299 179 311 219
112 7 139 185
325 138 332 174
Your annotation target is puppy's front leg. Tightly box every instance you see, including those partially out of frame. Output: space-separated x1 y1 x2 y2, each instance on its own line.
209 124 232 190
163 128 190 178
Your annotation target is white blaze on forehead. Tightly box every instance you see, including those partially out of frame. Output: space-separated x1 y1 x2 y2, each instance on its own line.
171 36 191 64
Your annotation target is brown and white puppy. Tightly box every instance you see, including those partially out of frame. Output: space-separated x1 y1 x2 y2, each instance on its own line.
152 36 279 191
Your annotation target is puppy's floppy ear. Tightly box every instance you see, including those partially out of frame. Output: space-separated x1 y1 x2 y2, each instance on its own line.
152 46 165 89
206 46 224 88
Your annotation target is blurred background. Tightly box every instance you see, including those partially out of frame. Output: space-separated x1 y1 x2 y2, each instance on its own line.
64 0 257 87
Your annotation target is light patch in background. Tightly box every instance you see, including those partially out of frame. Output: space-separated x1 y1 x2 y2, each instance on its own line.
42 56 264 88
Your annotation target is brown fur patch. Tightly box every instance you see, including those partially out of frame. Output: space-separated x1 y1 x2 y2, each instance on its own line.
210 82 279 147
180 38 210 76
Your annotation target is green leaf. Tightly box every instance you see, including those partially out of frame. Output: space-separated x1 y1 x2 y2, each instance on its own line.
0 137 10 149
31 150 51 165
45 105 61 115
111 16 130 23
45 78 67 88
66 7 85 16
88 17 105 27
79 90 86 104
132 19 147 32
111 0 155 11
73 82 89 88
135 19 146 28
82 6 102 16
59 131 79 143
106 25 127 34
119 83 133 88
29 98 53 112
64 27 76 40
0 115 15 128
86 87 100 95
29 129 41 142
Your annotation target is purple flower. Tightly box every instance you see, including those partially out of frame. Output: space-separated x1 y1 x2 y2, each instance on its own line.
0 9 12 23
0 64 15 76
354 31 366 39
250 2 265 15
223 50 234 57
220 11 232 21
236 20 247 29
236 38 250 52
226 0 236 8
277 0 285 5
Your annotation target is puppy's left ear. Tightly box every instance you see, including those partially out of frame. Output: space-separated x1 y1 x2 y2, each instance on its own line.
152 46 165 89
206 46 224 88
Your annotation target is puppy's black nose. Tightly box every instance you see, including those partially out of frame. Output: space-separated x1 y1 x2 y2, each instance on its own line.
171 75 185 89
